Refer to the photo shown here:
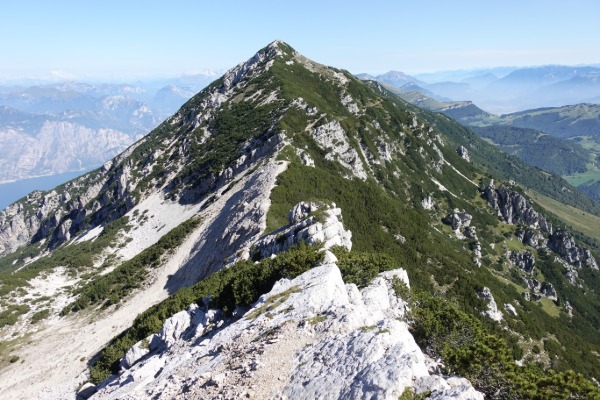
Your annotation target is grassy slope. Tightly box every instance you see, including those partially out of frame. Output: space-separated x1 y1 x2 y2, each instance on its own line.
527 190 600 244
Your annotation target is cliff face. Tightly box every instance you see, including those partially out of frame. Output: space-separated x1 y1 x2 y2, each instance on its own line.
0 146 139 256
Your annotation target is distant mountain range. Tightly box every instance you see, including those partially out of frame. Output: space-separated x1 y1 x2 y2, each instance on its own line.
360 65 600 114
0 75 215 185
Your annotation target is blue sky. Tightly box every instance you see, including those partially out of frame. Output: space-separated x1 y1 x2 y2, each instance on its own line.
1 0 599 81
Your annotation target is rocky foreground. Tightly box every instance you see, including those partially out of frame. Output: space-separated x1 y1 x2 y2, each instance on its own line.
91 254 483 400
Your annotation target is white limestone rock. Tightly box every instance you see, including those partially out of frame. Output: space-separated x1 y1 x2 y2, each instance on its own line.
504 303 518 316
430 377 484 400
312 120 368 180
443 209 472 232
284 319 428 399
253 202 352 259
478 287 503 322
158 310 191 347
93 260 481 400
76 382 97 400
422 195 435 210
120 338 151 370
456 146 470 162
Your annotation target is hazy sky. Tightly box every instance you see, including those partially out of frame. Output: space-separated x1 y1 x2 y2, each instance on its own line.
2 0 599 81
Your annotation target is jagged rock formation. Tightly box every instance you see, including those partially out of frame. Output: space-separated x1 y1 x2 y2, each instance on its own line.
442 209 472 233
540 282 558 302
521 278 557 302
526 278 542 292
421 194 435 210
442 209 482 266
548 231 598 270
312 121 368 180
516 226 547 249
484 183 598 285
509 250 536 274
483 182 552 233
92 261 483 400
0 170 106 255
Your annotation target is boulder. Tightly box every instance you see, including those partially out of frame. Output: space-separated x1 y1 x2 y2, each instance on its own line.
478 287 503 322
442 209 472 232
120 338 151 370
76 382 96 400
456 146 470 162
158 310 191 347
504 303 518 316
540 282 558 302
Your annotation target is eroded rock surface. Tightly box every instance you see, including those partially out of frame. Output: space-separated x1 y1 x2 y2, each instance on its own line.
253 201 352 259
93 261 482 400
483 183 552 233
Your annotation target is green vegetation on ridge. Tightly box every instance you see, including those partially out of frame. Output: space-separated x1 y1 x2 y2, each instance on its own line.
62 216 200 314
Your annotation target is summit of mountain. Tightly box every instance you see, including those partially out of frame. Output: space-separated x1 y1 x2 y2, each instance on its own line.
0 41 599 399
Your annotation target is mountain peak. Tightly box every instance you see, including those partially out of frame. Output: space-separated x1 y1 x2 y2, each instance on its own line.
266 39 287 51
259 39 295 61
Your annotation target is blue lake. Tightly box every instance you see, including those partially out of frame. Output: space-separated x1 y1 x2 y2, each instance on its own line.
0 169 95 211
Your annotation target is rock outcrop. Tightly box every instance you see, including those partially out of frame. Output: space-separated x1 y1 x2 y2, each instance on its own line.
311 120 368 180
484 183 598 285
478 287 503 322
93 261 482 400
516 226 547 249
252 201 352 260
548 231 598 270
442 209 472 233
421 194 435 210
509 250 536 274
504 303 518 316
443 209 482 266
521 278 557 302
540 282 558 302
456 145 470 162
483 183 552 233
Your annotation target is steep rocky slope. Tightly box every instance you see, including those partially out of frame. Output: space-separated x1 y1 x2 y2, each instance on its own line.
0 41 599 399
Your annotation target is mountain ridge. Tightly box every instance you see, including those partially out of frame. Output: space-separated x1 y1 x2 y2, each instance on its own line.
0 41 599 399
